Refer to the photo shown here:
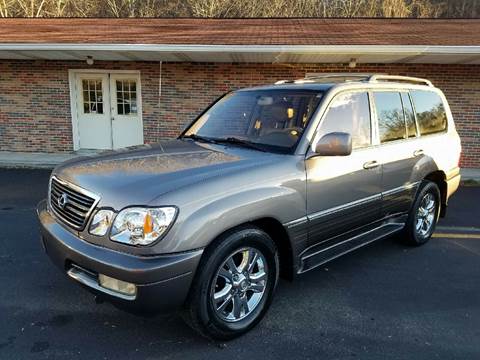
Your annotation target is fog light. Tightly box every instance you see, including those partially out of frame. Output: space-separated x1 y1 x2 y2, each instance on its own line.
98 274 137 296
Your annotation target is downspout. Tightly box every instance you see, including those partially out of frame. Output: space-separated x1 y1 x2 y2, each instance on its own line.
157 60 163 147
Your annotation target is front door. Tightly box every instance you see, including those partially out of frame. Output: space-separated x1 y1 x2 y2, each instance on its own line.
75 73 112 149
109 74 143 149
73 72 143 150
306 91 382 247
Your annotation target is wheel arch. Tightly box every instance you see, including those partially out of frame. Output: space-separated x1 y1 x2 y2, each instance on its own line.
424 170 447 217
250 217 295 281
199 217 295 281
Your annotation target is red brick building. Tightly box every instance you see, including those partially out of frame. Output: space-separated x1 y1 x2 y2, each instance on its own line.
0 19 479 167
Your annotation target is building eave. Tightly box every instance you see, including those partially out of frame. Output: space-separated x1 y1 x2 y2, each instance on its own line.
1 44 480 64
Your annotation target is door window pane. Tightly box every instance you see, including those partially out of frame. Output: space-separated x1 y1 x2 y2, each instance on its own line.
116 80 138 115
81 79 104 114
318 92 371 149
401 92 417 138
410 90 447 135
374 92 406 143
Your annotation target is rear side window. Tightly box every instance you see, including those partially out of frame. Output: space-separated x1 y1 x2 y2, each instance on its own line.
318 91 371 149
373 92 406 143
401 92 417 138
410 90 447 135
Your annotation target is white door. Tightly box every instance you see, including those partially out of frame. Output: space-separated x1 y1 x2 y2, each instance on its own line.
73 72 143 150
76 74 112 149
110 74 143 149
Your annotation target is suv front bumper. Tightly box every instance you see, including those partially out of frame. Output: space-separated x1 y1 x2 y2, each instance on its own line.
37 199 203 313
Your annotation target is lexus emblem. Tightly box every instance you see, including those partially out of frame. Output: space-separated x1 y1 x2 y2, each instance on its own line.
57 193 69 209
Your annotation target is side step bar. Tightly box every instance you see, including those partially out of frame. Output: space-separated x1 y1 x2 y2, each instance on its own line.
299 223 404 274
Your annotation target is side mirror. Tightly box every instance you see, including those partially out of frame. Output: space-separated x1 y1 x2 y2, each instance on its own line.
314 132 352 156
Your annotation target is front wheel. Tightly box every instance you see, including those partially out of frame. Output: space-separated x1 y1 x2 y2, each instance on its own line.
402 180 441 246
182 226 279 340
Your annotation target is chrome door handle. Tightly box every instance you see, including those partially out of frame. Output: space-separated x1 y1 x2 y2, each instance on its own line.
413 149 424 157
363 160 379 169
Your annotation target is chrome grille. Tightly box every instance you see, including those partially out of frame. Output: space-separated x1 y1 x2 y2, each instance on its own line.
49 176 99 231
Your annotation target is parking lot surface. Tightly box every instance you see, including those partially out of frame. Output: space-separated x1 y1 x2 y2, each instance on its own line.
0 168 479 359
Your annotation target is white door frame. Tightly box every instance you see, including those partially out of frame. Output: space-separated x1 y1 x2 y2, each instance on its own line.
68 69 143 151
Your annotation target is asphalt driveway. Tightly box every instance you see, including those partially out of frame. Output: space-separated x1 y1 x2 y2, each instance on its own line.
0 168 479 359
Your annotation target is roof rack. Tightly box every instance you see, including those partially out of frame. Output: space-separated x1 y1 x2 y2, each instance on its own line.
275 73 433 87
275 73 372 84
368 74 433 87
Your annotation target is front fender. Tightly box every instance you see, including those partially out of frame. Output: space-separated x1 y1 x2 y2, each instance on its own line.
157 186 306 253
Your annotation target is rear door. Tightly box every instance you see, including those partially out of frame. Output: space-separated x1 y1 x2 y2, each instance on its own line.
305 90 382 247
373 91 420 217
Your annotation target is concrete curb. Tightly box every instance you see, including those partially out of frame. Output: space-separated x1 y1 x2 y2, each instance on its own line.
0 151 89 169
460 168 480 181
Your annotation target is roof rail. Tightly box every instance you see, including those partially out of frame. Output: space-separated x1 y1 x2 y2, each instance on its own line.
305 73 374 81
275 73 434 87
275 73 373 85
368 74 433 87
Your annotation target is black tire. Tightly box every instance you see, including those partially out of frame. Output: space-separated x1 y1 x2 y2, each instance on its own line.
402 180 441 246
182 225 279 340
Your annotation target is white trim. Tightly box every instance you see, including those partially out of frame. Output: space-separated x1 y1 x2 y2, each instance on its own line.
2 44 480 54
68 70 79 150
68 69 142 151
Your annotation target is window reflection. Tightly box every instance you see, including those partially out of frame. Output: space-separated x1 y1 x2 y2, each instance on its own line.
401 92 418 138
374 92 406 143
411 90 447 135
82 79 103 114
318 92 371 149
116 80 138 115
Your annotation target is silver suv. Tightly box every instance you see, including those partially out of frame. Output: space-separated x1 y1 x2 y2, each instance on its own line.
38 74 461 340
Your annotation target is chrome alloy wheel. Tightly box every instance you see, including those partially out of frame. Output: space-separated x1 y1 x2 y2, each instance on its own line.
211 247 268 322
415 192 436 237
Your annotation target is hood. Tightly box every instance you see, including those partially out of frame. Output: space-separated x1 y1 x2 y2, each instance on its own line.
53 140 278 208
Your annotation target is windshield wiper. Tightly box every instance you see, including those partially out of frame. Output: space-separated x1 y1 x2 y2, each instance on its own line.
181 134 218 144
182 134 267 152
213 137 267 152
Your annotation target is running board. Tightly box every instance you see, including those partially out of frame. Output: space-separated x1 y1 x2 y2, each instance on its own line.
298 223 404 274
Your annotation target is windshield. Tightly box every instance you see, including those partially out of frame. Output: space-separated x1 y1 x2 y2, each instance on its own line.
182 90 323 153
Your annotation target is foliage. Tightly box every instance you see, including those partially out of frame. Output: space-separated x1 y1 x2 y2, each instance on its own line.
0 0 479 18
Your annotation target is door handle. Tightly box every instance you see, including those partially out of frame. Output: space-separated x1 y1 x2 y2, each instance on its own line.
363 160 379 169
413 149 424 157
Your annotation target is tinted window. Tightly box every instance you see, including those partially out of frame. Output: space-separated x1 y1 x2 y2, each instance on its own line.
410 90 447 135
318 92 371 149
401 92 417 138
374 92 406 143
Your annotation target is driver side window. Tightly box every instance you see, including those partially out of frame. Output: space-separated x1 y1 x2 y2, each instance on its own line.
317 92 371 150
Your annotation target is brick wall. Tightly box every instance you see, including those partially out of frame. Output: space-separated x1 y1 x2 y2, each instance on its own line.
0 60 479 167
0 60 162 153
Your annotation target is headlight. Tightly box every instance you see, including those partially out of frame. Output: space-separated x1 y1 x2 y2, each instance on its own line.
89 209 114 236
110 207 177 246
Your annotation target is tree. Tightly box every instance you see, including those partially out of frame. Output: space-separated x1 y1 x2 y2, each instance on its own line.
0 0 479 18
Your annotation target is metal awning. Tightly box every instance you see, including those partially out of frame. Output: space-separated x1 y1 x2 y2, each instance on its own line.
1 44 480 64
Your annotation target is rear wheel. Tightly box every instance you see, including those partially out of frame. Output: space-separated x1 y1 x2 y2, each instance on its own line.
182 226 279 340
402 180 440 246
